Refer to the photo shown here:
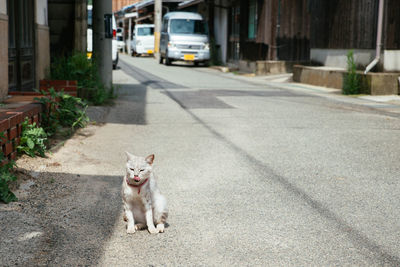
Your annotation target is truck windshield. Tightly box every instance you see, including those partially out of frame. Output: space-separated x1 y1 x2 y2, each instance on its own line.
137 27 154 36
170 19 208 35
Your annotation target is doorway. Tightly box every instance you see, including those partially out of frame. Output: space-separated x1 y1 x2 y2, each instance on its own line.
228 2 240 62
7 0 35 92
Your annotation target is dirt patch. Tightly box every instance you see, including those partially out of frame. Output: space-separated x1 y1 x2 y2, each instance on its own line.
0 104 116 266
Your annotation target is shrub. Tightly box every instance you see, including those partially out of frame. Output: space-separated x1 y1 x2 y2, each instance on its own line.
35 88 89 136
343 50 360 95
48 52 116 105
0 132 17 203
17 118 47 157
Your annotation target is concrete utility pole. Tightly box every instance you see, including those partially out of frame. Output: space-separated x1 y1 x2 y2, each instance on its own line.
93 0 112 89
128 18 132 55
154 0 162 60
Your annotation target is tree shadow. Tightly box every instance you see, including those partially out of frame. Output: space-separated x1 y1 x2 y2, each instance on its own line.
0 171 123 266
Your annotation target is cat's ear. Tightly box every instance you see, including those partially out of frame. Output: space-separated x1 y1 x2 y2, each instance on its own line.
125 151 134 161
145 154 155 165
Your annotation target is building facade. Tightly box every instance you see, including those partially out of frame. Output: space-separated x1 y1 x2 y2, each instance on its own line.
0 0 110 101
0 0 50 100
309 0 400 72
113 0 140 13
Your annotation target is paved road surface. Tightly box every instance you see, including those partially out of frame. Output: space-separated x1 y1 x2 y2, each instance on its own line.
2 54 400 266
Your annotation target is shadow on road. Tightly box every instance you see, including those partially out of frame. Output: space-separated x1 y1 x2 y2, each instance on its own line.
0 171 123 266
118 59 186 90
108 83 148 125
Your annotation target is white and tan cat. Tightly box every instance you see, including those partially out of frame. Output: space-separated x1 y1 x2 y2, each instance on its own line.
122 152 168 234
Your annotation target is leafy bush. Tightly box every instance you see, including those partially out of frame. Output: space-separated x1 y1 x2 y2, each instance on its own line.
35 88 89 136
17 118 47 157
0 132 17 203
343 50 360 95
48 52 116 105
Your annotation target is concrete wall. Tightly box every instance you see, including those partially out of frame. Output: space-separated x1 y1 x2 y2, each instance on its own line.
310 49 376 70
310 48 400 72
213 0 228 64
36 0 48 25
35 0 50 87
0 0 8 100
0 0 6 13
293 65 399 95
383 50 400 72
36 24 50 82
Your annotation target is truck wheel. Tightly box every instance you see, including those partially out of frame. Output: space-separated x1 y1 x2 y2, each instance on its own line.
164 50 171 65
159 55 163 64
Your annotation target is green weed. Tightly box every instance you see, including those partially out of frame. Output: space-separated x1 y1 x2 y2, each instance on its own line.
48 52 115 105
35 88 89 137
343 50 360 95
17 118 47 157
0 132 17 203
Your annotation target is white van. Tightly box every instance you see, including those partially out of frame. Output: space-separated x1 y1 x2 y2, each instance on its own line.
112 14 119 69
159 12 210 66
116 27 124 52
131 24 155 56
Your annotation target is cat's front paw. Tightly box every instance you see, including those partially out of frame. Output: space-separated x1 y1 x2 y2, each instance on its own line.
148 227 159 234
156 224 165 233
127 226 136 234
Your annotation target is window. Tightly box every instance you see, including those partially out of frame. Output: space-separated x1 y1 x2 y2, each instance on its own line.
170 19 208 35
248 0 257 39
137 27 154 36
162 19 168 32
87 9 92 28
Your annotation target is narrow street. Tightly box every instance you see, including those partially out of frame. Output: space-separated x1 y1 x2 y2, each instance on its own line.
2 54 400 266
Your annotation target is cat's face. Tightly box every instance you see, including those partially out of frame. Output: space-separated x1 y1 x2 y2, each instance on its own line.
125 152 154 184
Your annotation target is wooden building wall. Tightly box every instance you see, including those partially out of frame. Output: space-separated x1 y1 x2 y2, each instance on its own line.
310 0 400 50
276 0 310 60
384 0 400 49
310 0 379 49
250 0 310 61
239 0 268 61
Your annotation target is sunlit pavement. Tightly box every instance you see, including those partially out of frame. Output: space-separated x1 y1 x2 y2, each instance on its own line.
6 53 398 266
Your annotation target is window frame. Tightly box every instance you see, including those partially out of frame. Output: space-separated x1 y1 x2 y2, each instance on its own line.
248 0 258 40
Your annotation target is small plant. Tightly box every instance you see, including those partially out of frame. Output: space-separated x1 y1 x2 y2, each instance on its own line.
48 52 115 105
35 88 89 136
17 118 47 157
0 132 17 203
343 50 360 95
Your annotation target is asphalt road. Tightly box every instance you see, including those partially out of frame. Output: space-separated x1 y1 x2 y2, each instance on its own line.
103 55 400 266
3 54 400 266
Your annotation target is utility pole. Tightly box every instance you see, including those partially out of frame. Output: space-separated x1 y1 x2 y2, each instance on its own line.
93 0 112 89
154 0 162 60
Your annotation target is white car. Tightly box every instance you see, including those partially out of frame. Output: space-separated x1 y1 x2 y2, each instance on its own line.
131 24 154 56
